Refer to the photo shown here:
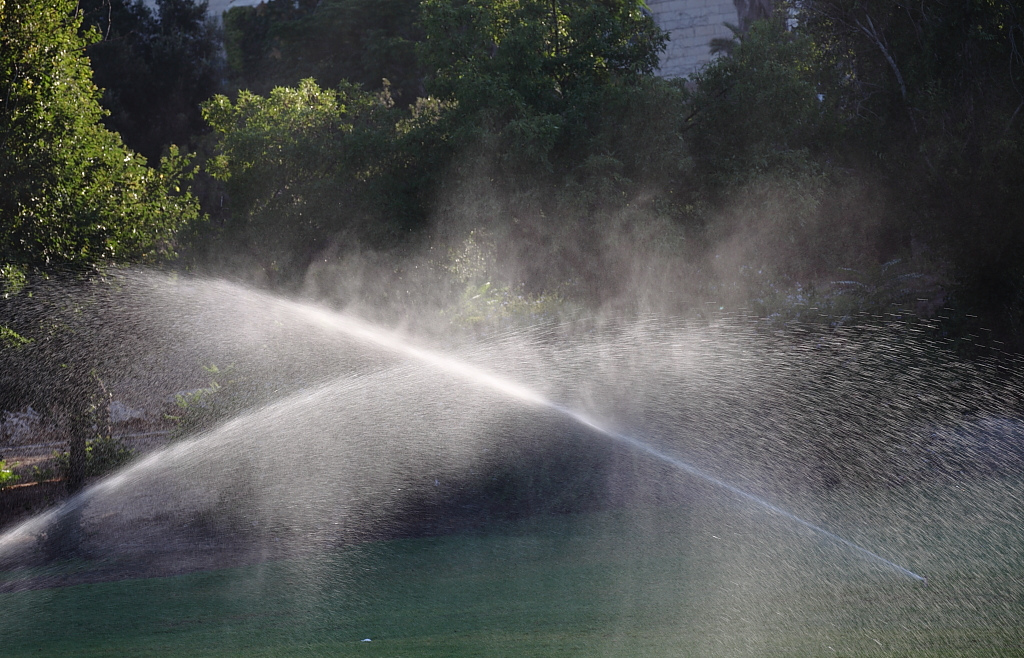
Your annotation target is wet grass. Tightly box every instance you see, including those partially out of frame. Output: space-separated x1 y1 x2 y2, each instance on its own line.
2 479 1024 656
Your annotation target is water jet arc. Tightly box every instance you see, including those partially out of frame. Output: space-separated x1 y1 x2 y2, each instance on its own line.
555 405 927 583
291 302 927 583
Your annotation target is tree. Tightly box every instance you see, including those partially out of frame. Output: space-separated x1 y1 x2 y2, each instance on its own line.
203 79 404 281
1 0 201 273
796 0 1024 343
222 0 423 104
688 15 836 188
203 0 682 301
415 0 693 301
79 0 223 163
1 0 202 497
418 0 667 177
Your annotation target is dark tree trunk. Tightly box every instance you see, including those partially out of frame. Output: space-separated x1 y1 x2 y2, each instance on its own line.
45 392 91 561
65 406 89 495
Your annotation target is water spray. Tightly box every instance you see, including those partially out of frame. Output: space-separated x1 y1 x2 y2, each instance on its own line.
557 405 927 584
288 300 927 584
0 283 926 584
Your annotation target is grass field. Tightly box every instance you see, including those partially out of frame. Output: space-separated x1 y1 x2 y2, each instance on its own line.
2 478 1023 657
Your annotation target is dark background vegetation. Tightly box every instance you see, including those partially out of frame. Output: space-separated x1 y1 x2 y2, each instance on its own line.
2 0 1023 515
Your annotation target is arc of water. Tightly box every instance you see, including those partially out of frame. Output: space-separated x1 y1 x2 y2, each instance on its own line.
556 406 927 583
295 304 927 584
0 287 924 584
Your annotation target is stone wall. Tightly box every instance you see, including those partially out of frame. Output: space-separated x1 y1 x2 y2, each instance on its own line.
647 0 740 78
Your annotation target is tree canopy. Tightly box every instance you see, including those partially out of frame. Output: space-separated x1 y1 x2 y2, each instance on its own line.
418 0 667 178
4 0 1024 344
794 0 1024 339
2 0 1024 516
0 0 201 275
1 0 204 495
222 0 424 103
203 79 405 279
201 0 679 297
79 0 223 163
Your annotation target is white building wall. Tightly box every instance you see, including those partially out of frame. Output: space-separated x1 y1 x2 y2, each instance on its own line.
647 0 740 78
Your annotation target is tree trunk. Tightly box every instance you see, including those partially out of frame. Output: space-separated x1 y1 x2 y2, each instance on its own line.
66 411 88 495
44 398 90 561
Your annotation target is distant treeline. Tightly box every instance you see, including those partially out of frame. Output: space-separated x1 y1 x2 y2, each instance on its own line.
199 0 1024 348
3 0 1024 340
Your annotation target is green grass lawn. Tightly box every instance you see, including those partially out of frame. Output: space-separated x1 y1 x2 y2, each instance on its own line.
2 480 1024 657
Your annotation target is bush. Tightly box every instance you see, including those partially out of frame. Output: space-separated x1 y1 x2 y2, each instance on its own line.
0 458 20 489
53 435 134 480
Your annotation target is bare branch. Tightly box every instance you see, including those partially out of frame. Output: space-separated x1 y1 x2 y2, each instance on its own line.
853 12 917 133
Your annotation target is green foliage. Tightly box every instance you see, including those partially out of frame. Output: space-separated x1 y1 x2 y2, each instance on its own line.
420 0 665 104
0 324 31 348
0 458 20 489
794 0 1024 347
797 0 1023 148
80 0 223 162
0 264 27 297
202 0 686 294
441 230 578 327
203 79 405 277
410 0 696 301
222 0 423 103
52 435 134 479
448 279 571 328
0 0 203 271
688 15 837 189
32 464 54 483
194 0 1024 347
419 0 668 181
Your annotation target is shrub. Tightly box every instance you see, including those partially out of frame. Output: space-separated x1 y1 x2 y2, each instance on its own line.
52 435 134 480
0 458 20 489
